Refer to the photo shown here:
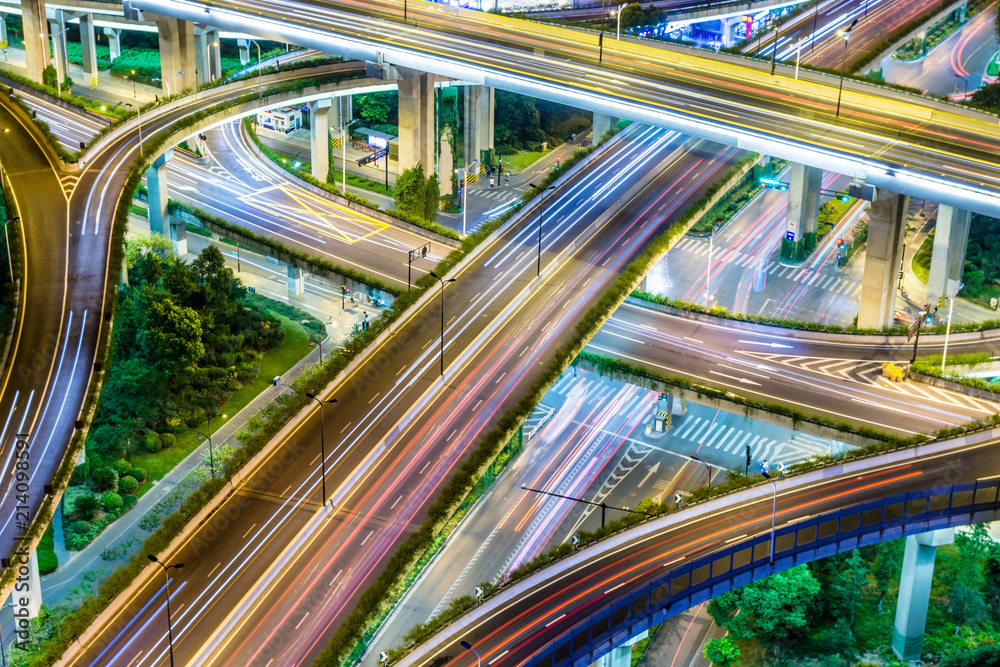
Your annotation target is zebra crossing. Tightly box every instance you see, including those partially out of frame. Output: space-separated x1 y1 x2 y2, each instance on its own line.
523 404 555 442
671 236 863 297
672 415 832 465
548 372 630 406
470 186 525 201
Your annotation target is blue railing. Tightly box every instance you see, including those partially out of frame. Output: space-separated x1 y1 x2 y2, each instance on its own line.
525 480 1000 667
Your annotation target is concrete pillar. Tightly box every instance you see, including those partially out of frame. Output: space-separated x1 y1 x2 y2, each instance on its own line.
309 98 332 181
463 84 494 170
287 265 305 295
785 163 822 242
398 71 436 174
721 16 742 48
238 38 250 65
104 27 121 62
440 128 453 197
331 94 353 130
892 528 954 661
146 149 173 237
20 0 49 82
152 14 197 94
194 25 221 85
79 13 99 83
48 11 69 88
170 219 188 256
926 204 970 309
590 630 647 667
0 15 8 47
858 188 909 329
592 112 611 147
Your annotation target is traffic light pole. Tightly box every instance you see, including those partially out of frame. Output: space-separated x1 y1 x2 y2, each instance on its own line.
911 306 928 364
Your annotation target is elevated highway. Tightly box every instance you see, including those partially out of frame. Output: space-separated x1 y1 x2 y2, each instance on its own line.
132 0 1000 219
392 427 1000 667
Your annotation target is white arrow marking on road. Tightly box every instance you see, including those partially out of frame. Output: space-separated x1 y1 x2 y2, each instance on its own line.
637 462 660 488
709 370 762 386
738 339 794 349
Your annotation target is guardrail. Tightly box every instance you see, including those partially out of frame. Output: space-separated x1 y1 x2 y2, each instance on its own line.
528 479 1000 667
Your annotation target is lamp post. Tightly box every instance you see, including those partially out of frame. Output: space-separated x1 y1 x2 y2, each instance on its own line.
835 19 859 120
690 455 712 489
521 483 655 528
461 159 478 236
616 3 625 40
304 320 324 361
153 70 183 96
794 40 804 80
342 117 359 193
528 183 556 277
408 243 430 292
1 215 18 282
599 0 608 62
125 103 144 158
127 69 136 97
428 272 456 376
941 281 963 372
954 73 969 99
304 393 337 506
148 555 184 667
760 469 777 564
200 412 227 478
460 641 481 667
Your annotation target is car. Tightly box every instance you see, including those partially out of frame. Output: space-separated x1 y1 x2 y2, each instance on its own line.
894 309 914 323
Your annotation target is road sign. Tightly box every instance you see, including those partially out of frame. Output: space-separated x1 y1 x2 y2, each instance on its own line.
673 491 683 504
0 40 8 50
776 462 786 475
907 318 920 341
356 149 387 167
91 76 99 86
784 231 795 242
379 652 389 663
474 586 484 598
570 535 580 548
938 296 945 308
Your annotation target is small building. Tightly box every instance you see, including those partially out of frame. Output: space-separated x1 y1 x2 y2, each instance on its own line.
256 106 303 134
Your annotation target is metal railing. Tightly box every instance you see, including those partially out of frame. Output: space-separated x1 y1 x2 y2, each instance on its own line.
526 479 1000 667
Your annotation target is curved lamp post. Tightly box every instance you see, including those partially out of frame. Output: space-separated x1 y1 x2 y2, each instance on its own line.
148 555 184 667
304 393 337 506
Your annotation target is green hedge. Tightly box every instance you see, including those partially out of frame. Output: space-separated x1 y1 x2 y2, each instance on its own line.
911 353 1000 392
242 118 462 240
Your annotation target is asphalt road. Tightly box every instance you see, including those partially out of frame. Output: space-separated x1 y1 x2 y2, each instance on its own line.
393 429 1000 667
59 126 744 667
880 2 1000 98
9 87 110 153
591 300 999 438
134 0 1000 216
162 120 450 292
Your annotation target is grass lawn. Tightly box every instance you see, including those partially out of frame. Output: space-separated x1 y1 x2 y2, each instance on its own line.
912 232 933 284
988 51 1000 78
505 149 550 173
128 312 313 491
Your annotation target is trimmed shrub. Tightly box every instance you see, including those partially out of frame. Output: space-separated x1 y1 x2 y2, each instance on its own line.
102 492 124 512
38 550 58 575
118 476 139 495
71 520 92 535
122 494 139 511
130 467 148 483
114 459 132 476
69 461 89 486
159 432 176 449
72 493 101 520
143 431 162 453
89 467 119 492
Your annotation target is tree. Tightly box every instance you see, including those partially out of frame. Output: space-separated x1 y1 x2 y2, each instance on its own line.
394 164 427 219
424 173 440 222
826 550 869 632
494 91 542 153
145 295 204 366
861 539 903 612
703 636 740 666
619 2 646 31
984 542 1000 622
971 83 1000 111
72 493 101 521
708 565 820 654
944 525 990 631
42 64 58 89
354 91 395 125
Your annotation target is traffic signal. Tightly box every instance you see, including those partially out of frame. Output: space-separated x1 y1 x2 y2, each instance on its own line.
839 194 850 202
341 284 349 295
837 238 846 250
759 176 788 191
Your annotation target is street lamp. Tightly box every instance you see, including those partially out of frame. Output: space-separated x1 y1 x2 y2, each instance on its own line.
428 271 456 376
303 321 325 360
941 281 964 372
528 183 556 277
615 3 626 40
124 103 143 157
147 555 184 667
955 73 969 99
599 0 608 63
460 159 479 236
342 117 359 193
760 469 777 564
125 69 136 97
153 70 184 96
1 215 18 282
304 393 337 507
794 40 804 80
690 455 712 489
835 19 859 120
460 641 481 667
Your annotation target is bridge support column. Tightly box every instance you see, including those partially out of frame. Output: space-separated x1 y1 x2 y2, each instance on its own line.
721 16 742 48
784 163 822 246
858 188 908 329
104 27 121 62
48 11 70 88
287 265 305 296
592 112 610 146
194 25 221 86
590 630 648 667
398 70 436 174
440 128 453 196
926 204 970 309
152 14 197 95
892 528 954 661
331 93 352 129
20 0 49 82
309 97 332 181
79 13 98 84
146 149 173 238
463 84 494 169
237 37 250 65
